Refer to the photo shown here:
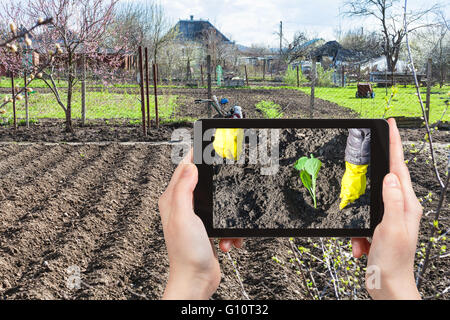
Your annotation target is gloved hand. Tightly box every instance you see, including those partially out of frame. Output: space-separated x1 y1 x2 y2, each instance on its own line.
339 161 368 210
213 128 244 161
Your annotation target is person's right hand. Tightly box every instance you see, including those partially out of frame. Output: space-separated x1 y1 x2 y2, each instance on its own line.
352 118 422 300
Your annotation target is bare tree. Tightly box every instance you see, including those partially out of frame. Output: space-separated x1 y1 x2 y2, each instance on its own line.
114 0 176 64
342 0 439 71
25 0 119 132
339 28 383 58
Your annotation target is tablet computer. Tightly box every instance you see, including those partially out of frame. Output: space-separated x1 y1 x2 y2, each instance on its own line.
193 119 389 237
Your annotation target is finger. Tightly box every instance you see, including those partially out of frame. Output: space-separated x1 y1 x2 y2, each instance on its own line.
387 119 422 229
351 238 371 258
219 239 237 252
387 118 418 206
171 163 198 214
165 149 194 197
233 238 244 249
219 239 233 252
382 173 405 225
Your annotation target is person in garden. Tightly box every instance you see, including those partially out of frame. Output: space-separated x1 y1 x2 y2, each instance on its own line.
158 119 422 300
340 128 371 210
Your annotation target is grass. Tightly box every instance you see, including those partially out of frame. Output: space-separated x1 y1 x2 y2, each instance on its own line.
248 84 449 123
255 100 283 118
0 76 190 89
0 90 178 121
296 84 449 123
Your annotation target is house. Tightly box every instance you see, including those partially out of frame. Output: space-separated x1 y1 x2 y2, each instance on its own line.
172 15 231 44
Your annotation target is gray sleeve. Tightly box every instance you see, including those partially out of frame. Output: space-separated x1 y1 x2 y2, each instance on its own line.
344 128 371 165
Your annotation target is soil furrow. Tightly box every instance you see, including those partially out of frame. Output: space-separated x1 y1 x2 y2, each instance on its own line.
0 145 124 298
73 146 172 299
0 144 46 176
0 145 73 197
0 145 103 228
1 145 147 299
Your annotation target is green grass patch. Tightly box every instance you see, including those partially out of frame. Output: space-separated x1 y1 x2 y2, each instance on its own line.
295 84 449 123
255 100 283 118
0 90 178 121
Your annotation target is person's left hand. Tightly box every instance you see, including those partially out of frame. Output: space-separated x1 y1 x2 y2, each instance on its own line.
159 150 243 300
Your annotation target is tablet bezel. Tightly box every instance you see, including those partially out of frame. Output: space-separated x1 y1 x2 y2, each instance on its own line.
193 118 389 237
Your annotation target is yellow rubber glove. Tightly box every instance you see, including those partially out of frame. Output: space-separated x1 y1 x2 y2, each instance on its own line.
213 128 244 161
339 161 368 210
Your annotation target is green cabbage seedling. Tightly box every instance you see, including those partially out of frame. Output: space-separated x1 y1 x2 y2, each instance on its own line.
294 154 322 208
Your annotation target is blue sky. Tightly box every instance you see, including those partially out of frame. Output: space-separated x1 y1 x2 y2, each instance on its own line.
133 0 448 47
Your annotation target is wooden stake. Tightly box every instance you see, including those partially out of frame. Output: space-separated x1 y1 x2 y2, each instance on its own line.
24 69 29 128
138 46 146 135
145 47 151 129
200 64 204 86
11 72 16 130
152 63 159 128
206 55 212 118
81 53 86 125
296 65 300 87
244 65 249 87
425 58 432 122
263 59 266 81
310 59 316 119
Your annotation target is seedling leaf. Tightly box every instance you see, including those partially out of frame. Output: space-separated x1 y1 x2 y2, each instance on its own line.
294 156 308 171
305 156 321 178
300 170 312 191
293 154 322 208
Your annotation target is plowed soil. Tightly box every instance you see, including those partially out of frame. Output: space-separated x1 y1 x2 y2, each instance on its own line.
0 86 448 300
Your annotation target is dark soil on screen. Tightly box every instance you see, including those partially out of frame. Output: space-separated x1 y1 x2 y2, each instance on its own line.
213 129 370 229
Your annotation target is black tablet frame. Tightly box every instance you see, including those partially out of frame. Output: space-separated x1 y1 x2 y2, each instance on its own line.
193 119 389 237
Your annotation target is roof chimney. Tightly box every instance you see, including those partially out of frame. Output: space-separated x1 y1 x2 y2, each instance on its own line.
190 15 194 21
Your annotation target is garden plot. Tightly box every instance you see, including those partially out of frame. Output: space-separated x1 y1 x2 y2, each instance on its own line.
0 133 448 299
213 128 370 229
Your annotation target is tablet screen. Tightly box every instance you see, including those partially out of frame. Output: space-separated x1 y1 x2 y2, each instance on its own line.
211 128 371 229
193 119 388 237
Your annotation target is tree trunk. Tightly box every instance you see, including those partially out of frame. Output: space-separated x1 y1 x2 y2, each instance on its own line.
65 54 74 133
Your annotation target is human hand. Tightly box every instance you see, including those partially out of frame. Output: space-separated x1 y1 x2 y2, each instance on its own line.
159 150 243 300
352 118 422 300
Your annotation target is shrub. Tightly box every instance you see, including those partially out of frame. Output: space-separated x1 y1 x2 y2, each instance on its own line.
283 66 308 86
316 64 334 87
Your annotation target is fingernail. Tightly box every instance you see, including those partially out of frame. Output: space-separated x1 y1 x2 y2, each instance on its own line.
385 173 399 187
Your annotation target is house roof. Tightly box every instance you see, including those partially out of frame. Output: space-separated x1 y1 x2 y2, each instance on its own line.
173 17 230 43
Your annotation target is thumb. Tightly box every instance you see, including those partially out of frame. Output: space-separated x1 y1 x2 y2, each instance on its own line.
381 173 405 225
172 163 198 213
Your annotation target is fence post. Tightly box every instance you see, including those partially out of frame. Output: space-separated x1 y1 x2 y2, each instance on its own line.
145 47 151 129
200 64 204 86
263 59 266 81
426 58 432 123
11 72 16 130
152 63 159 128
245 65 249 87
310 59 316 119
138 46 147 136
81 53 86 126
24 69 29 128
207 55 212 118
341 64 345 87
296 65 300 87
